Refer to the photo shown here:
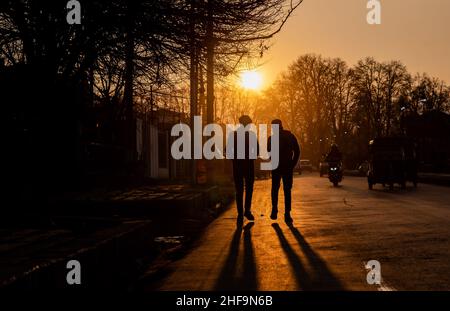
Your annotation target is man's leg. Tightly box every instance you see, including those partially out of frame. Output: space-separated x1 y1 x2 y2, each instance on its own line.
271 171 282 219
282 172 294 223
233 166 244 217
244 164 255 221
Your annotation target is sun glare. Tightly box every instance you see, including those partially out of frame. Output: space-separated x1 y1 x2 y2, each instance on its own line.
240 70 263 91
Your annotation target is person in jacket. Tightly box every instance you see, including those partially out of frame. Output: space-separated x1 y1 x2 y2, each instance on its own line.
268 119 300 223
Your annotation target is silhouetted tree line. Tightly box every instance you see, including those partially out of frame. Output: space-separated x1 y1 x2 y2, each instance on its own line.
0 0 302 196
255 54 450 169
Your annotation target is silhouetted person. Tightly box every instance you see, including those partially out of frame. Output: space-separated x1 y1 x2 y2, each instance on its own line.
325 143 342 164
268 119 300 223
227 115 258 221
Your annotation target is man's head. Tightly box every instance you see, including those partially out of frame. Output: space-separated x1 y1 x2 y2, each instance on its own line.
271 119 283 130
239 115 252 126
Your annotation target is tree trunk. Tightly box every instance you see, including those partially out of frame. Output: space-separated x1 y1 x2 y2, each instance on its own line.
206 0 215 183
124 3 136 165
190 0 199 184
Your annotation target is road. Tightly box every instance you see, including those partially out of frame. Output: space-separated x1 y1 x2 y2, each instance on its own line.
148 175 450 291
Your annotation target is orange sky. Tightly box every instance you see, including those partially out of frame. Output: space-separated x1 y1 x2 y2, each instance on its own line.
258 0 450 88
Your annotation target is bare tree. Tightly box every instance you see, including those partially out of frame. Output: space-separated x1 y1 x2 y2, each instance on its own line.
410 73 450 113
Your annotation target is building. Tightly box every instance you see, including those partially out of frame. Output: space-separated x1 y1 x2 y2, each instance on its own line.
404 110 450 172
137 109 190 180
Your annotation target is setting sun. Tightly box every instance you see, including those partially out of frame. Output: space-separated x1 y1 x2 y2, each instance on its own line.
240 70 263 90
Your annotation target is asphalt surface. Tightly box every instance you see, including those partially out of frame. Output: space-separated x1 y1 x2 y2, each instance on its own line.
149 174 450 291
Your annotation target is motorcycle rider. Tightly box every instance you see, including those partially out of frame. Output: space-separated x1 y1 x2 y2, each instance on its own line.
326 143 343 184
325 143 342 164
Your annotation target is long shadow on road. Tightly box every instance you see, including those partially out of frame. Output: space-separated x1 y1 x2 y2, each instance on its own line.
214 221 257 290
273 223 345 290
272 223 314 290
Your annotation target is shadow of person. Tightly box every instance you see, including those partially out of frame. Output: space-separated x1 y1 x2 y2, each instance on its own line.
242 222 257 290
214 221 257 290
272 223 314 290
287 223 345 290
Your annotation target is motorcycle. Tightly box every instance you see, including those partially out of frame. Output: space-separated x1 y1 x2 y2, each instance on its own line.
328 162 343 187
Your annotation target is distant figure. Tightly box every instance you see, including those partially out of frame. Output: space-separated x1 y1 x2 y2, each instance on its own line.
325 143 342 164
227 115 258 221
268 119 300 223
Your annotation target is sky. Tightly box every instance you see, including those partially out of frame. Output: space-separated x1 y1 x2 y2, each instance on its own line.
258 0 450 88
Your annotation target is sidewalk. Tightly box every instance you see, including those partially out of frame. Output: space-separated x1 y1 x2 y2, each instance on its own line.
418 172 450 186
1 182 234 289
49 183 230 218
1 219 153 289
344 170 450 186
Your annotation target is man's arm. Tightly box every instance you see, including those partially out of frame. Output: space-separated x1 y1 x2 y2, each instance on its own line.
292 135 300 167
248 131 259 159
257 137 260 158
225 131 236 159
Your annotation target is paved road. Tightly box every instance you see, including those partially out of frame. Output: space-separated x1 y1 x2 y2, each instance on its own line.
150 175 450 291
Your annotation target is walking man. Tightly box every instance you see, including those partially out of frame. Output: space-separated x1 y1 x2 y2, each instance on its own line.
227 115 258 221
268 119 300 223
